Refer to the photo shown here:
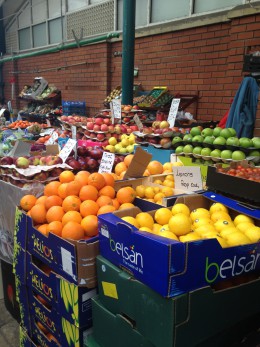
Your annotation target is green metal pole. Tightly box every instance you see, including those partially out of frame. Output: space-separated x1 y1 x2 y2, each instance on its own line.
121 0 136 105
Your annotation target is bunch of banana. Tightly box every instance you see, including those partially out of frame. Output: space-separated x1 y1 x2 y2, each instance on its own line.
60 279 79 325
61 317 80 347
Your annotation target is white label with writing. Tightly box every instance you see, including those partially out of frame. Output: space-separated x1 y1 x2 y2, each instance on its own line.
98 152 115 173
133 114 143 130
40 128 54 136
111 99 121 120
167 98 180 128
46 119 51 127
61 247 73 276
58 138 77 162
173 166 203 191
71 125 77 140
46 131 58 145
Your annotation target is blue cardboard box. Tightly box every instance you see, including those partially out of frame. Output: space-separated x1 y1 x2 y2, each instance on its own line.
98 192 260 297
14 208 99 286
138 144 174 163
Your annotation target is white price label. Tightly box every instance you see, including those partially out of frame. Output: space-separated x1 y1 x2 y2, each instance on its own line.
71 125 77 140
46 119 51 127
173 166 203 191
133 114 143 130
167 98 180 128
58 138 77 162
46 131 58 145
40 128 54 136
98 152 115 173
111 99 121 120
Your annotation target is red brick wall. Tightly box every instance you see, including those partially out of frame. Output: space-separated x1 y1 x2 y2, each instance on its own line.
2 13 260 135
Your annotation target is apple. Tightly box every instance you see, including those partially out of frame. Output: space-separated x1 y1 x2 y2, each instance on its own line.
227 128 236 136
86 158 98 171
130 125 138 132
77 157 89 170
160 138 172 148
100 124 108 132
77 146 89 157
33 171 49 181
93 124 101 132
29 156 40 166
154 128 163 135
132 105 139 110
252 137 260 149
239 137 253 148
226 137 239 146
123 105 132 112
210 149 221 158
175 145 184 154
220 128 232 139
203 136 215 145
183 144 193 153
95 118 104 126
172 136 183 145
201 147 212 157
192 146 203 155
0 156 14 165
16 157 30 169
152 121 161 129
67 158 81 170
86 122 94 130
213 137 226 146
183 134 193 142
89 133 96 139
97 133 105 141
103 118 111 125
201 128 213 137
114 126 122 134
190 127 201 137
49 167 63 177
45 155 63 166
108 125 114 133
220 150 233 159
192 135 204 143
231 150 246 161
159 121 170 129
248 150 260 157
212 127 222 137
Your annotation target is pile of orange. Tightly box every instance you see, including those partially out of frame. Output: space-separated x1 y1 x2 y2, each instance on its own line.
20 170 136 241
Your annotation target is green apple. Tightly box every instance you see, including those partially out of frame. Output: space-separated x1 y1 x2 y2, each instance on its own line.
201 147 212 156
210 149 222 158
220 128 232 139
172 136 183 145
203 136 215 145
248 150 260 157
193 146 203 155
194 158 203 164
190 127 201 137
220 150 233 159
183 134 193 142
252 137 260 149
227 128 236 136
183 144 193 153
226 137 239 146
192 135 204 143
239 137 253 148
212 127 222 137
201 128 213 137
231 150 246 161
175 145 184 154
213 136 226 145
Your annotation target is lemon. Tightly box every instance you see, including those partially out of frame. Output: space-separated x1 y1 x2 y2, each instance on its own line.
190 208 210 222
168 213 192 236
209 202 228 215
108 137 117 146
195 224 217 237
244 226 260 243
179 232 201 242
136 212 154 229
157 230 179 241
105 145 115 153
236 222 255 233
163 180 174 188
139 227 153 233
165 174 174 182
154 179 163 185
154 192 165 203
144 187 155 199
233 214 254 226
153 186 161 194
215 236 229 248
192 218 213 230
154 208 172 225
219 227 239 239
172 162 184 167
156 199 163 205
152 223 162 234
171 203 190 216
121 216 139 229
159 224 170 233
163 162 173 171
210 211 232 223
225 232 252 247
214 219 234 232
121 138 130 147
161 186 174 197
135 185 146 198
200 231 219 240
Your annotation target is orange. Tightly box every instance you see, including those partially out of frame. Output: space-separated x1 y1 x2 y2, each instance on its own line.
79 185 98 201
146 161 163 175
115 162 127 176
119 170 126 180
65 180 82 196
88 173 106 190
116 187 136 204
62 221 85 240
74 171 90 186
37 224 49 236
45 195 63 210
119 203 135 210
81 215 99 237
35 196 48 205
57 183 68 199
80 200 99 217
62 195 81 212
47 221 63 236
101 172 115 187
124 154 134 167
46 206 65 223
97 205 116 215
20 194 37 211
96 195 113 208
59 170 75 183
30 204 47 224
112 198 120 210
62 211 82 225
44 181 61 197
98 185 116 199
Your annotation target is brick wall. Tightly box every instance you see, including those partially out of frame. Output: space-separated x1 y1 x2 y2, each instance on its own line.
2 13 260 135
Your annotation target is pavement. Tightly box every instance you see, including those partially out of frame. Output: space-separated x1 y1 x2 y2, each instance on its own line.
0 299 19 347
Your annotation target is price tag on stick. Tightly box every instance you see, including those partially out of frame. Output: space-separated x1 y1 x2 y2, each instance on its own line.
133 114 143 130
46 131 58 145
71 125 77 140
173 166 203 191
58 138 77 163
98 152 115 173
111 99 122 121
167 98 180 128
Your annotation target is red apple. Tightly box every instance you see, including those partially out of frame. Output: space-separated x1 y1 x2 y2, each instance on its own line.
86 122 94 130
95 118 104 126
97 133 105 141
103 118 111 125
100 124 108 132
93 125 101 132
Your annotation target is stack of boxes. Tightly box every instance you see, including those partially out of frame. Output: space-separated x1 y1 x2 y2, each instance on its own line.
14 207 99 347
87 192 260 347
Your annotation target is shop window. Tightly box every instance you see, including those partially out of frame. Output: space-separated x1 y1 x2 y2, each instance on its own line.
49 18 63 44
19 28 31 50
32 23 47 47
194 0 242 13
117 0 148 30
151 0 190 23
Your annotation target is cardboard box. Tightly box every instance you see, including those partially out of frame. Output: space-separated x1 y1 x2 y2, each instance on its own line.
98 192 260 297
20 326 40 347
14 208 99 286
95 255 260 347
206 163 260 204
14 247 96 328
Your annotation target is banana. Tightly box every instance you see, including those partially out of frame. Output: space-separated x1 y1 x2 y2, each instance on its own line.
66 319 74 346
72 286 79 324
64 280 73 310
61 280 70 312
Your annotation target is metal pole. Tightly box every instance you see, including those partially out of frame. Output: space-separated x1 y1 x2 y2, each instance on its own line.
121 0 136 105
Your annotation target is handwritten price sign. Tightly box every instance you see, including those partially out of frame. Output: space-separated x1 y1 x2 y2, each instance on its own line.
58 138 77 163
46 131 58 145
133 114 143 130
173 166 203 191
111 99 121 121
98 152 115 173
167 98 180 128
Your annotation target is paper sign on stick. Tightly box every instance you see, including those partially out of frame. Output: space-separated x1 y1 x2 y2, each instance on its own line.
98 152 115 173
167 98 180 128
173 166 203 191
58 138 77 162
133 114 143 130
